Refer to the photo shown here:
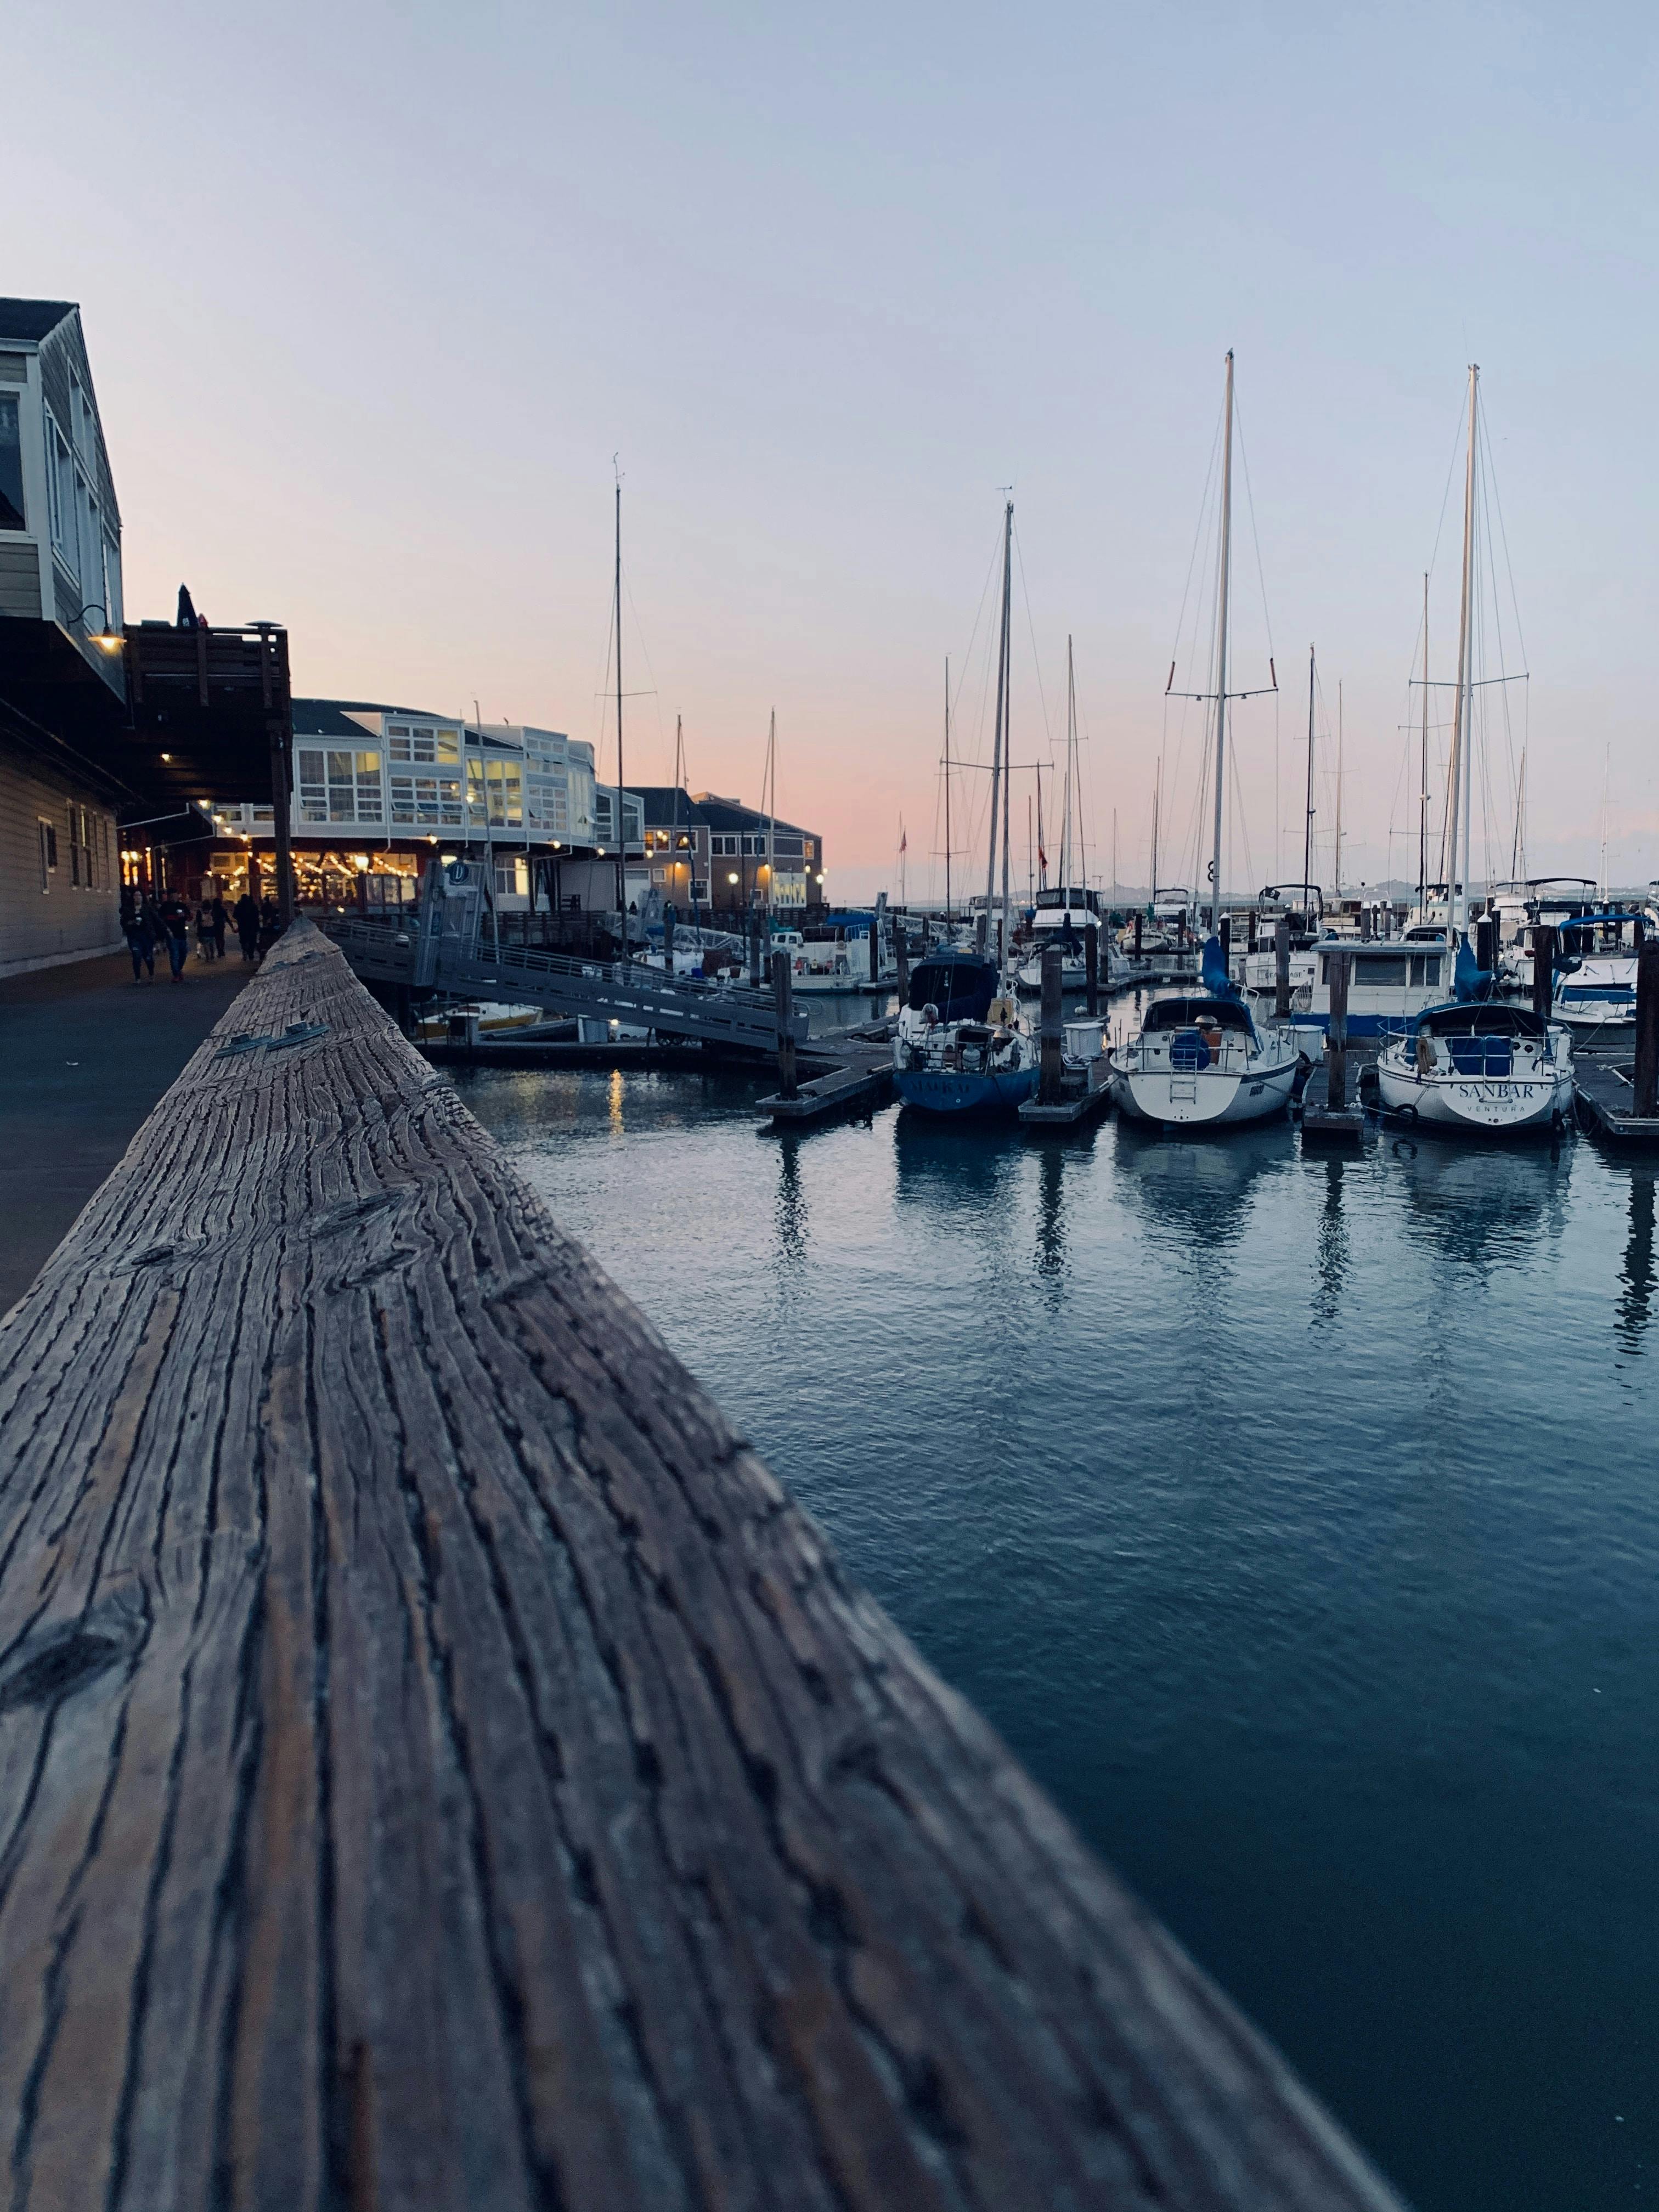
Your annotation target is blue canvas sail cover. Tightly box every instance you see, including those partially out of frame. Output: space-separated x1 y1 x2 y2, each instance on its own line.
1200 934 1241 1002
1452 932 1496 1002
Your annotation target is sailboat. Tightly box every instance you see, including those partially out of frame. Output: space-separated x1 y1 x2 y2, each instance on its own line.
1377 366 1574 1134
1017 637 1127 994
1110 353 1303 1129
894 500 1040 1113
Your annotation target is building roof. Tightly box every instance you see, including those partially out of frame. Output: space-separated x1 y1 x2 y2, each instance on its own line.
633 786 816 839
0 300 76 344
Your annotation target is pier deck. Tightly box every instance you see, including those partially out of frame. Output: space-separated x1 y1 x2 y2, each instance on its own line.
0 917 1406 2211
1575 1049 1659 1143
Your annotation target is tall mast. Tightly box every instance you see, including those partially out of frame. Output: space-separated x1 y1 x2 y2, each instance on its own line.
1000 506 1013 965
1335 680 1344 898
985 503 1012 944
1302 645 1316 903
1209 351 1235 937
1060 635 1076 889
1151 759 1160 901
1418 575 1430 913
1035 764 1045 893
764 707 776 914
613 465 627 928
1446 364 1478 938
943 657 952 923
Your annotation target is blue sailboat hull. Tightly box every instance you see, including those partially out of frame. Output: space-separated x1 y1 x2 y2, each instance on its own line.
893 1064 1041 1115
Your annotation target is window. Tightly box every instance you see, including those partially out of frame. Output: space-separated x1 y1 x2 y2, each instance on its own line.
38 818 57 891
387 723 459 765
1409 955 1442 989
296 746 381 823
0 392 24 530
390 774 464 827
494 858 530 899
67 802 93 887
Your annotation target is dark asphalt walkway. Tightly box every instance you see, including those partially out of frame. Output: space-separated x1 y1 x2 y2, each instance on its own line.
0 946 254 1316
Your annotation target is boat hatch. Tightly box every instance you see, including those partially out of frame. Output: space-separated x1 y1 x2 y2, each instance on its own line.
1140 997 1253 1035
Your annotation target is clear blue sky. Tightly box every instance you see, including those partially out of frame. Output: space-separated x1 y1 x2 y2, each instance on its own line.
13 1 1657 898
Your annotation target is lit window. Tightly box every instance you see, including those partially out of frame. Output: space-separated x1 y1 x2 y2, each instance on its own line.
0 392 24 531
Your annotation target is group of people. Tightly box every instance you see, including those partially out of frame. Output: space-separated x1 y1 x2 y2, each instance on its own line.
121 888 282 982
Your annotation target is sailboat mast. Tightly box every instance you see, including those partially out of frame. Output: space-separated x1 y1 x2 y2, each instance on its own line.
985 501 1012 950
1035 764 1045 893
1151 760 1160 904
943 657 952 923
1000 508 1013 964
614 468 626 927
1447 364 1478 937
1302 645 1316 903
1061 636 1075 888
765 707 776 915
1419 574 1430 912
1335 680 1344 899
1209 351 1235 938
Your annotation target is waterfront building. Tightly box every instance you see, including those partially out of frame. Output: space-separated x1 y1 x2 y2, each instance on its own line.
0 300 127 974
209 702 644 913
630 787 825 918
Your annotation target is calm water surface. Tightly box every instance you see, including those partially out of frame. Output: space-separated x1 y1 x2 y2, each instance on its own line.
459 1059 1659 2212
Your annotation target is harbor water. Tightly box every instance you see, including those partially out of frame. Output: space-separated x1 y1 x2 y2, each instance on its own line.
460 1057 1659 2212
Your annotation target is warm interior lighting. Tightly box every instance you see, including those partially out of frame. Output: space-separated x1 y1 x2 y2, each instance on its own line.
727 871 739 885
597 845 606 856
159 752 172 763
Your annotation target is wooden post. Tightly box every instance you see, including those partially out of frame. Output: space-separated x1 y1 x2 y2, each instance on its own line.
267 709 296 926
1274 912 1291 1019
772 948 798 1098
1531 923 1555 1028
356 869 369 919
1361 903 1373 943
1219 915 1231 964
0 919 1409 2212
1635 941 1659 1118
663 901 676 972
1085 924 1099 1013
871 912 882 980
748 909 763 988
894 923 910 996
1133 910 1143 959
1040 941 1063 1103
1476 915 1496 974
1327 946 1351 1111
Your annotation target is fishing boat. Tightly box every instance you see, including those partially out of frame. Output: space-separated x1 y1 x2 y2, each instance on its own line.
1551 912 1646 1034
1376 364 1573 1135
894 500 1038 1114
1110 352 1301 1128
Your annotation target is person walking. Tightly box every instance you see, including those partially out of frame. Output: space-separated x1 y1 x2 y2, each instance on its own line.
257 897 283 961
121 900 156 983
157 890 192 983
195 899 215 961
210 895 229 961
233 889 260 963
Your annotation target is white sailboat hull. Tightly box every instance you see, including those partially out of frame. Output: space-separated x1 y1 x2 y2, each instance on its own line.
1375 1060 1572 1132
1109 1053 1300 1127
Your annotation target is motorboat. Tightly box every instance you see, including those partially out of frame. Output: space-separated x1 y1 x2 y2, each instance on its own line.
1016 888 1128 994
1376 1002 1573 1133
1248 933 1454 1038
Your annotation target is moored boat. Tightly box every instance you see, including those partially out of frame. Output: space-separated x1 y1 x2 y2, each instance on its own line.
1376 1002 1573 1133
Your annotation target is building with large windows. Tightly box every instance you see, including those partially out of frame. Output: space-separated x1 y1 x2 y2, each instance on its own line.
209 701 641 913
0 300 127 973
629 789 825 919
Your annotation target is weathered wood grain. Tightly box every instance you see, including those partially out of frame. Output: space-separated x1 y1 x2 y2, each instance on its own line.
0 922 1408 2211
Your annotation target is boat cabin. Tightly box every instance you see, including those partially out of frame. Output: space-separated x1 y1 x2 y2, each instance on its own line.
1031 887 1103 932
906 950 998 1024
1411 1002 1553 1078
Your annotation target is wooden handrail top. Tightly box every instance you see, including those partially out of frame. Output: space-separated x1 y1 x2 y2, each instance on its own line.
0 920 1407 2211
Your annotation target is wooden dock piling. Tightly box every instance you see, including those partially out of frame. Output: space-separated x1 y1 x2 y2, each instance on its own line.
1040 943 1063 1103
772 947 798 1098
1635 941 1659 1117
1085 926 1099 1013
1532 923 1555 1026
1274 912 1290 1019
0 921 1407 2211
1327 946 1351 1110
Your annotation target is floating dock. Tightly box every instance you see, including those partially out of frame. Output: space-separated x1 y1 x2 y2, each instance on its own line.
1575 1052 1659 1144
1018 1070 1114 1127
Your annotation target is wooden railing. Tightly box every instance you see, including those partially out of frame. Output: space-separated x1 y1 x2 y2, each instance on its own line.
0 921 1407 2211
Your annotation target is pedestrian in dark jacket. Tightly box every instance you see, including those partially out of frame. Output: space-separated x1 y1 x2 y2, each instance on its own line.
210 896 229 960
257 898 283 960
195 901 215 961
233 891 259 963
157 893 192 983
122 903 156 981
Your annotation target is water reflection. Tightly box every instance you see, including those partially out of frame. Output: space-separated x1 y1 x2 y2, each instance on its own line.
774 1136 809 1271
1617 1170 1656 1356
1312 1156 1351 1322
1109 1119 1288 1257
891 1114 1024 1226
1387 1135 1572 1272
1034 1143 1068 1294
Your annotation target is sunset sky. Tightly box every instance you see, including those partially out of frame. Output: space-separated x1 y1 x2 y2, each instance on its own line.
12 1 1658 900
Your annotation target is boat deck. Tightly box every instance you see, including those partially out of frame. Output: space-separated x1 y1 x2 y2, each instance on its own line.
1575 1049 1659 1143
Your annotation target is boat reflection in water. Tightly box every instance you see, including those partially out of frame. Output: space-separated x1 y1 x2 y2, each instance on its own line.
1384 1125 1574 1270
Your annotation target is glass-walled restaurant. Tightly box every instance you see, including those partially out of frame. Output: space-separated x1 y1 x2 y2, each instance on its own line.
204 701 643 914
